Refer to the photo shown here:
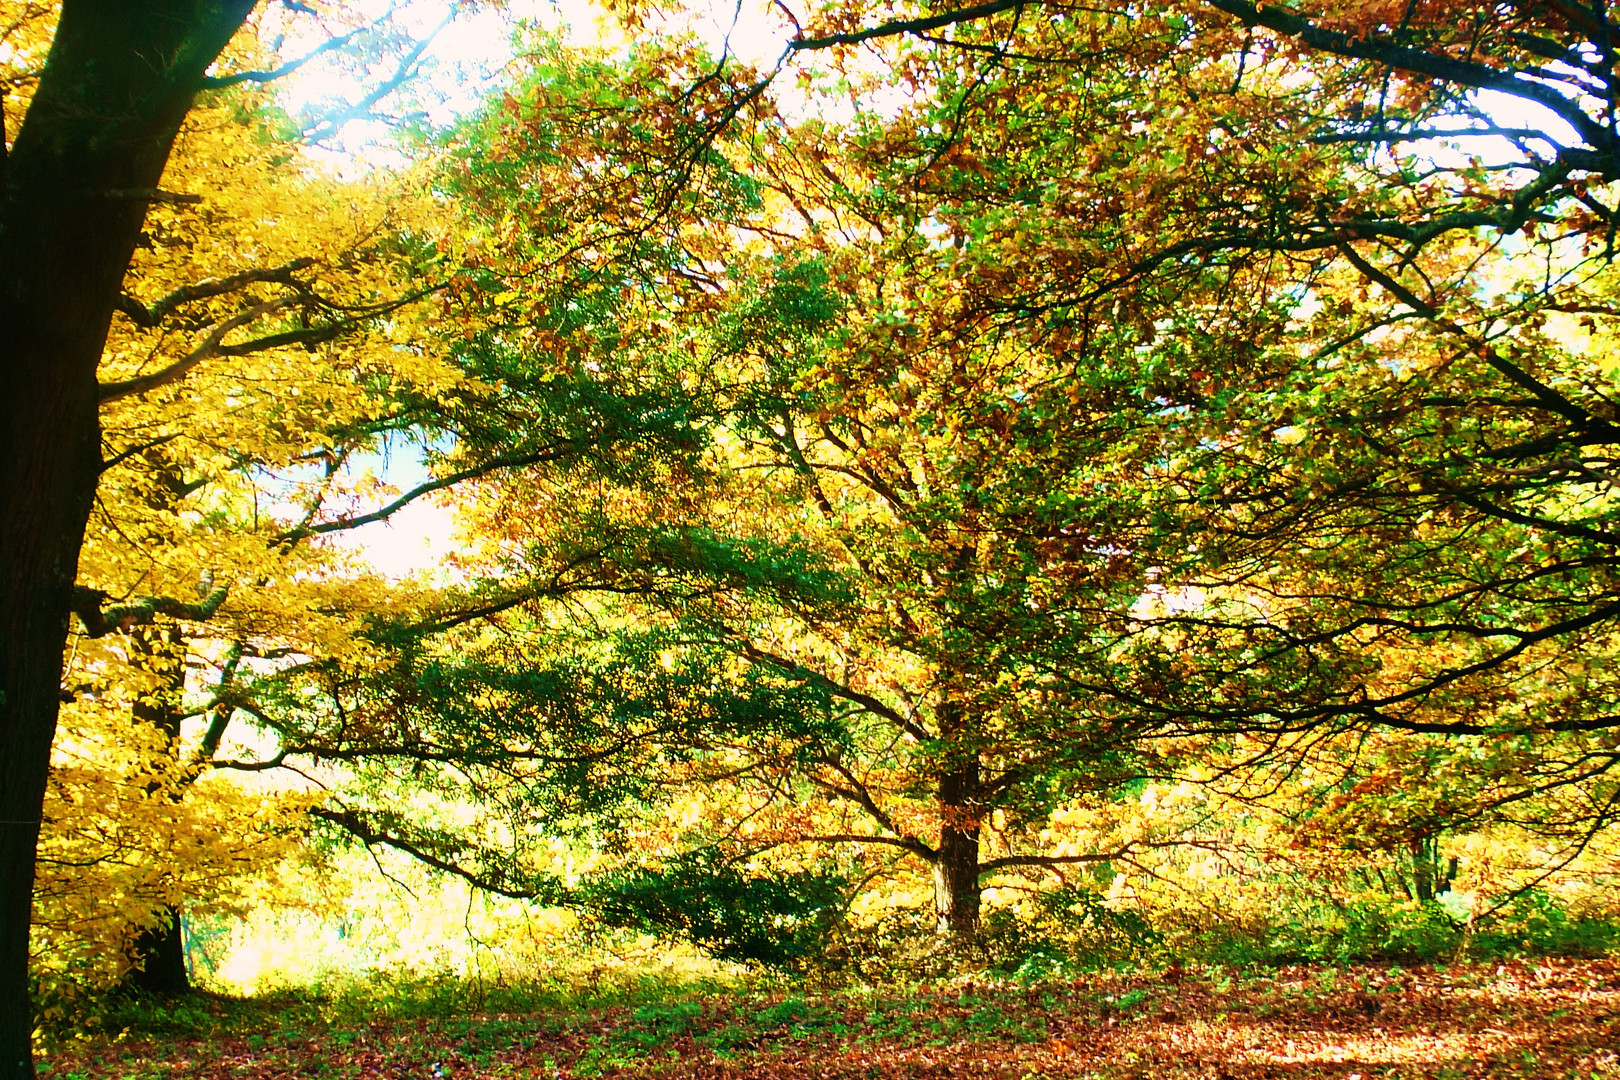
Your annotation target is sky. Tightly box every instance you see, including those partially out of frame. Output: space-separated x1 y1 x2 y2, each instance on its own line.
274 0 792 143
266 1 569 578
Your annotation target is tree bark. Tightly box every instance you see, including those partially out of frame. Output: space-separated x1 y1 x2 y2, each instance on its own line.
125 909 190 997
1411 838 1435 903
124 629 192 997
0 4 253 1074
932 701 981 937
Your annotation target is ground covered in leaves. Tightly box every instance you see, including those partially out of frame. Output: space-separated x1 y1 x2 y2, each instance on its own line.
40 959 1620 1079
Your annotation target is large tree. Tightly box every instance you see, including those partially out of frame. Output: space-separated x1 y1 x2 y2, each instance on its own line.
0 0 477 1067
387 0 1620 940
1 5 262 1068
276 21 1310 943
10 0 1620 1062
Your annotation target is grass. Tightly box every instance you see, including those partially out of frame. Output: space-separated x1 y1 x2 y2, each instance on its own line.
38 958 1620 1079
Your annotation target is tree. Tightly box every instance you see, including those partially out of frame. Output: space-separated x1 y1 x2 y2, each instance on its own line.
395 0 1620 944
2 4 264 1065
13 0 1620 1048
1014 0 1620 860
683 0 1620 860
277 23 1309 945
1096 225 1620 883
47 61 462 998
36 635 318 1013
0 0 481 1066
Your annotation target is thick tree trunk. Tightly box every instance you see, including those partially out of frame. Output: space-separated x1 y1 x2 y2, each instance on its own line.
124 630 191 997
932 701 981 937
126 909 190 997
932 803 981 937
0 4 253 1075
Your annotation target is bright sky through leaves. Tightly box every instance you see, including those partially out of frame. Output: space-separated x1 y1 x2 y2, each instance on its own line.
300 0 803 578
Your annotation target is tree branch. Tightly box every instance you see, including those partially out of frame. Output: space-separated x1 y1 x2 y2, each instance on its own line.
281 445 583 541
101 187 203 205
808 758 936 858
310 806 551 899
200 16 377 90
115 258 316 329
784 0 1026 51
737 641 935 742
804 832 938 858
300 4 457 144
71 584 230 638
980 839 1184 872
1201 0 1610 152
98 297 298 403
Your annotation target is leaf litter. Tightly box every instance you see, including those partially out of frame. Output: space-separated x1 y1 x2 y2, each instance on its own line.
41 959 1619 1079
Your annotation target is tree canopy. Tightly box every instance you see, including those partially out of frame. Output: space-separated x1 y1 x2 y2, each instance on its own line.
11 0 1620 1070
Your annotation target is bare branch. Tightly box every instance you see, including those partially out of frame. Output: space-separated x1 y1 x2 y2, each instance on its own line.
300 4 457 144
98 297 298 403
283 445 584 541
98 432 183 474
115 257 317 329
311 807 545 899
200 15 378 90
784 0 1026 52
737 641 934 741
1201 0 1611 152
101 187 203 205
808 759 935 858
981 839 1186 872
804 832 938 857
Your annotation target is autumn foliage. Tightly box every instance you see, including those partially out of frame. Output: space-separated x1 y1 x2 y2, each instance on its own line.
9 2 1620 1071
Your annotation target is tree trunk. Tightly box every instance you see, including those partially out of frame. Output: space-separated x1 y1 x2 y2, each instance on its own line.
932 701 981 937
0 4 253 1074
126 909 190 997
1410 835 1454 903
123 629 191 997
932 805 981 937
1411 838 1435 903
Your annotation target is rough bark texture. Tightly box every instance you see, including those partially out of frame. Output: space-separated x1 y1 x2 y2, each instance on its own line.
0 4 253 1074
932 701 982 937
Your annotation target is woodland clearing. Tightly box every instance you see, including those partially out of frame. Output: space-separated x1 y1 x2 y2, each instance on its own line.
40 960 1620 1080
14 0 1620 1076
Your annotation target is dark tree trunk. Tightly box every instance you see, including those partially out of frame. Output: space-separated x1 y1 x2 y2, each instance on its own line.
126 909 190 997
932 701 981 937
0 4 253 1075
932 803 981 937
123 629 191 997
1410 835 1455 903
1411 837 1436 903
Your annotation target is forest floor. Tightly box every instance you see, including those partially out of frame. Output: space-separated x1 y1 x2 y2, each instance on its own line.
39 958 1620 1080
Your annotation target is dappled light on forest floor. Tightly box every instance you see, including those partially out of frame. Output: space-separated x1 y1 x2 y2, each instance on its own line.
43 959 1619 1079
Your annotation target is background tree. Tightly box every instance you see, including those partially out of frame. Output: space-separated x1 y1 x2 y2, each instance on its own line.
384 0 1620 946
256 21 1319 946
686 0 1620 876
47 59 466 998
